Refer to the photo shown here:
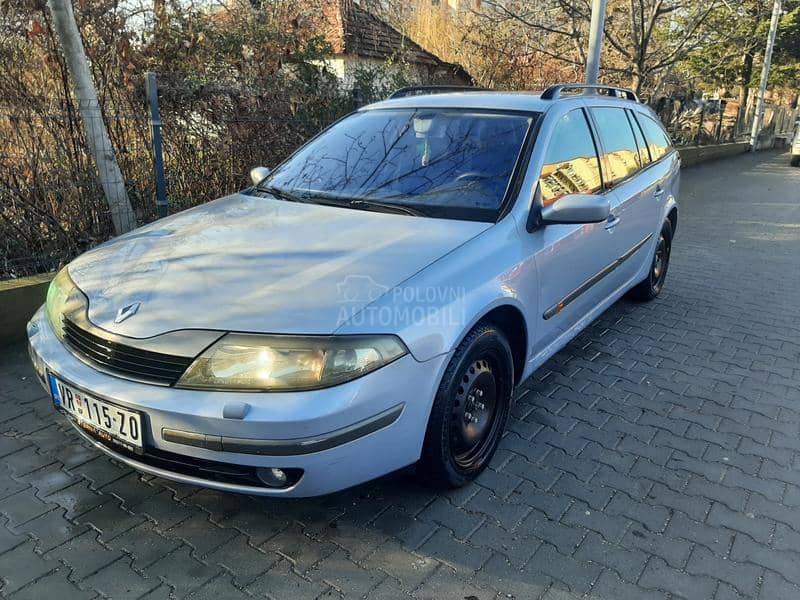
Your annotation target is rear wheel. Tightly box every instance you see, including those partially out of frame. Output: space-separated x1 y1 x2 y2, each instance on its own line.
628 219 673 302
418 323 513 489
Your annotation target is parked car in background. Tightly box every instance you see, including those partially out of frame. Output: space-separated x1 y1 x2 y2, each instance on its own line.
791 120 800 167
28 83 679 497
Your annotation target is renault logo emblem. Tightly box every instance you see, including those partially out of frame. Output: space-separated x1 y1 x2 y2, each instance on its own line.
114 302 141 324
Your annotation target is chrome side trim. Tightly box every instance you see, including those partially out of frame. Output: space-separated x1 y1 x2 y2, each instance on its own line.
162 403 405 456
543 233 653 320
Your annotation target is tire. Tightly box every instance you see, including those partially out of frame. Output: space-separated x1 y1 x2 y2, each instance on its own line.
791 155 800 167
628 219 673 302
418 323 514 489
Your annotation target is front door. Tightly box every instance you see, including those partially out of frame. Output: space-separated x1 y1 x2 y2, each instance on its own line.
526 107 621 356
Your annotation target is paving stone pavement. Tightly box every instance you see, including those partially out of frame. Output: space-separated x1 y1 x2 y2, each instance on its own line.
2 150 800 599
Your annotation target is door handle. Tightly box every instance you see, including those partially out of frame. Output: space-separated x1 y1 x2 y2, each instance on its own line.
604 215 621 230
653 187 665 199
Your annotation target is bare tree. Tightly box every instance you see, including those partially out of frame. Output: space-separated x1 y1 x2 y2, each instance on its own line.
478 0 722 94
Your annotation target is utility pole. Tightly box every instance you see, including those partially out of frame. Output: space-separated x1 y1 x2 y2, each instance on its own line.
47 0 136 234
145 73 168 218
749 0 782 152
585 0 607 85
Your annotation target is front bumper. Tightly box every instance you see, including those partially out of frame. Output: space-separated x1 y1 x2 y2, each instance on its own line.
27 306 449 496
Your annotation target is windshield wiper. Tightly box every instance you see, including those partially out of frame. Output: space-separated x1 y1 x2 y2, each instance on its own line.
257 185 307 204
259 186 424 216
349 199 425 217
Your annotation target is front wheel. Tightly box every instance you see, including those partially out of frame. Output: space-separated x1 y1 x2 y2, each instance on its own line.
418 323 514 489
791 155 800 167
628 219 673 302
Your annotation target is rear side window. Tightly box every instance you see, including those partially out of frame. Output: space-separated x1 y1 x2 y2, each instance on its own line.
636 113 673 161
626 109 652 167
590 107 641 188
539 109 602 206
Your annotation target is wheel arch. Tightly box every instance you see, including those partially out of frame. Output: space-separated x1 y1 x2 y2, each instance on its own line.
667 205 678 236
474 304 528 385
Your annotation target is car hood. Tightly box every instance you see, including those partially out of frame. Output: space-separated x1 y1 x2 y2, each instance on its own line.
68 193 490 338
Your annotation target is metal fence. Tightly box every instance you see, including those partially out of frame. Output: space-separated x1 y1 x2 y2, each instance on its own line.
2 80 797 280
651 94 798 148
0 95 153 279
650 97 743 146
0 72 357 279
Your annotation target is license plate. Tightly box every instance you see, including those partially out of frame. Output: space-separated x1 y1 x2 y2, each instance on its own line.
49 374 143 453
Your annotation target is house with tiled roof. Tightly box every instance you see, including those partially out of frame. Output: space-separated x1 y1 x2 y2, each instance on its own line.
320 0 473 89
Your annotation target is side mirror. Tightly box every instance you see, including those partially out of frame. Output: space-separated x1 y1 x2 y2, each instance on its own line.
250 166 271 186
540 194 610 225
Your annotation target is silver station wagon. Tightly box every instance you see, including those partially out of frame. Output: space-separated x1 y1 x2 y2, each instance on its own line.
28 83 679 496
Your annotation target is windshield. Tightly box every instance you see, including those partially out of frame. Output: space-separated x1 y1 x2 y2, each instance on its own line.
263 108 536 220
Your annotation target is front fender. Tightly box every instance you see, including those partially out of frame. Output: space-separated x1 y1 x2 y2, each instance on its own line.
335 216 538 362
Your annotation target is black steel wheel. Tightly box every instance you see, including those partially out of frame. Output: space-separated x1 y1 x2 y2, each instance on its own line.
629 219 673 302
418 323 513 488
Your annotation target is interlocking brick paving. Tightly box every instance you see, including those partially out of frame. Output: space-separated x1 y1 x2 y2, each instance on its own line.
1 150 799 599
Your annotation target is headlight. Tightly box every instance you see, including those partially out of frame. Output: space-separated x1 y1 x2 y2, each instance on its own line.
177 333 408 391
46 267 82 340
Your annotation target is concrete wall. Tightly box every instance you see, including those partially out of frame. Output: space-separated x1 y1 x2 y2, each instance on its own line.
0 274 51 343
678 142 750 167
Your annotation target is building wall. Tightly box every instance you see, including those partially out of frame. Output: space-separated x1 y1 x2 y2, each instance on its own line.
317 55 469 90
313 56 414 89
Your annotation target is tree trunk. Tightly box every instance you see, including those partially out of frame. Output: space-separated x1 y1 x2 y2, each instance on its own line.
631 70 644 95
738 50 755 112
47 0 135 235
154 0 168 34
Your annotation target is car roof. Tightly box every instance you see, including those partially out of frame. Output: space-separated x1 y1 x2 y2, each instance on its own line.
361 90 649 115
362 91 551 113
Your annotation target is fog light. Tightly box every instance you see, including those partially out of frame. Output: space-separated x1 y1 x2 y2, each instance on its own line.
256 467 288 488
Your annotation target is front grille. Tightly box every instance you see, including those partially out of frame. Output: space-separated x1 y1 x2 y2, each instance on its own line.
63 318 192 385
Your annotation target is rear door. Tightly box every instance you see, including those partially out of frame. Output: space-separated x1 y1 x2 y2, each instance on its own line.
586 105 655 285
633 110 681 207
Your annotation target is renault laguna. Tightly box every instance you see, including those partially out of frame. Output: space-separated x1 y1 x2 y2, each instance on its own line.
27 84 679 496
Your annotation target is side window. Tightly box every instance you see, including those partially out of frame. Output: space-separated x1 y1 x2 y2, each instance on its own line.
635 113 673 161
590 107 641 188
626 109 652 167
539 109 603 206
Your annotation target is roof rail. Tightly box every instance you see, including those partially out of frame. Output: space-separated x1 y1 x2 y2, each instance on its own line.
540 83 639 102
389 85 490 99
